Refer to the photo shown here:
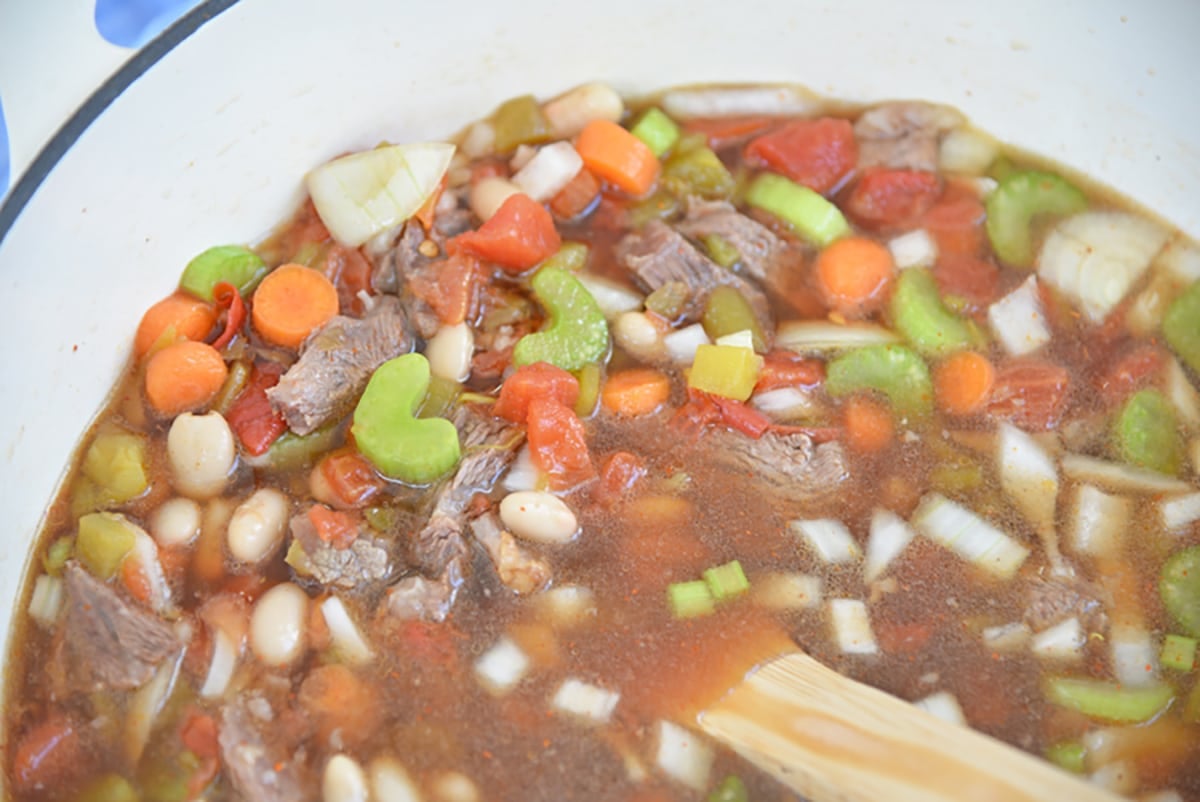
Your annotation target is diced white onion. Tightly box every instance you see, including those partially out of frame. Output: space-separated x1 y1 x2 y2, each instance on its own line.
536 585 597 628
789 519 860 564
369 758 423 802
512 142 584 202
324 754 369 802
828 599 878 655
864 509 915 583
199 628 239 699
508 144 538 172
425 322 474 383
306 142 455 247
714 329 756 350
662 85 819 120
149 497 201 547
654 720 715 792
543 82 624 139
551 678 620 724
579 276 644 321
997 422 1059 536
468 177 520 222
938 128 999 175
1061 454 1192 494
474 636 530 696
750 387 817 421
1157 237 1200 283
1038 211 1170 322
1070 484 1131 558
1109 623 1159 687
459 121 496 160
1031 617 1084 662
664 323 711 364
320 596 374 665
914 691 967 726
1165 356 1200 432
911 494 1030 579
753 572 822 610
988 276 1051 357
887 229 938 270
499 491 579 544
28 575 64 628
981 621 1031 652
1161 492 1200 532
1126 270 1179 338
776 320 899 354
429 771 480 802
502 445 542 493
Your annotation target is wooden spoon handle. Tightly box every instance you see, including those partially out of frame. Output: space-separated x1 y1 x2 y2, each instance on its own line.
699 651 1122 802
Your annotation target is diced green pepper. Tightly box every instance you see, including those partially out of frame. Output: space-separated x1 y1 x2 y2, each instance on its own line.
645 281 691 321
1162 634 1197 672
212 359 251 416
254 426 339 472
745 173 850 247
76 512 137 580
179 245 267 302
1113 389 1182 475
630 107 681 158
1044 741 1086 774
1044 677 1173 723
629 191 682 228
541 241 590 273
418 375 461 420
707 775 750 802
1162 546 1200 638
702 286 767 353
889 269 976 357
76 773 139 802
43 536 74 576
1163 280 1200 375
353 353 461 485
513 267 610 371
364 505 399 533
985 170 1087 267
492 94 552 153
668 580 715 619
662 145 736 200
703 234 741 269
688 344 762 402
703 560 750 602
72 427 150 515
573 363 602 418
825 345 933 418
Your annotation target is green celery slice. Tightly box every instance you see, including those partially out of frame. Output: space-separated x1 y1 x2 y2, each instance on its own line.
985 170 1086 267
668 580 715 619
1162 546 1200 638
1045 677 1173 723
889 269 976 357
825 344 933 418
513 267 609 371
180 245 267 302
1114 389 1182 475
630 107 681 158
745 173 850 247
1163 280 1200 375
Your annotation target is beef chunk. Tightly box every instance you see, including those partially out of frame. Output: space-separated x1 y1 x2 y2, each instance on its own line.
1024 576 1109 633
470 512 550 595
61 562 182 692
289 511 392 591
676 199 801 286
706 430 851 506
385 564 463 623
267 296 411 435
854 101 964 172
371 221 431 294
219 698 313 802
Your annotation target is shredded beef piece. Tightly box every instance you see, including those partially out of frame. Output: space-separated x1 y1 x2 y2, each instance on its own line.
384 564 464 624
218 698 313 802
289 511 393 591
706 430 851 506
853 101 964 172
1024 576 1109 633
470 512 551 594
371 221 430 294
676 199 803 289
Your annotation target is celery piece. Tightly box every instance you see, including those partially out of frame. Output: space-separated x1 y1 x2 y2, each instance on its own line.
826 345 933 418
1045 677 1173 723
1163 280 1200 375
77 427 149 512
1044 741 1086 774
417 375 461 420
1186 680 1200 724
513 267 610 371
745 173 850 248
180 244 267 302
1162 634 1197 672
212 359 251 416
76 773 139 802
76 512 137 580
708 775 749 802
702 286 767 353
542 241 590 273
492 94 552 153
930 462 984 494
987 155 1017 183
1162 546 1200 638
662 145 736 200
645 281 691 321
1114 389 1182 476
703 234 741 269
629 191 682 228
688 344 762 402
668 580 715 619
703 560 750 601
985 170 1087 267
353 353 461 485
630 107 681 158
42 536 74 576
889 269 975 357
256 426 339 472
573 363 602 419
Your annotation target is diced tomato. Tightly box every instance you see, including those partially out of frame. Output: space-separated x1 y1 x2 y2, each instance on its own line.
1093 343 1166 406
395 620 463 670
875 619 935 655
210 281 247 351
408 254 483 326
744 118 858 194
322 243 373 316
933 254 1001 311
549 167 601 221
493 362 581 424
308 504 359 549
686 115 778 150
596 451 647 504
921 179 986 256
180 708 219 759
320 448 384 508
844 168 942 229
527 397 595 491
471 344 515 381
12 712 82 793
986 358 1071 431
226 361 287 457
672 388 771 439
448 193 561 273
755 352 825 392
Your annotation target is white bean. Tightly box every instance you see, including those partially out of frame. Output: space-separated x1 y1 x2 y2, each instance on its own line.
430 771 479 802
149 497 201 547
425 322 474 383
459 120 496 160
227 488 289 564
369 757 423 802
613 311 665 362
468 177 520 222
499 491 578 544
249 582 308 667
167 411 236 499
542 82 624 139
324 754 369 802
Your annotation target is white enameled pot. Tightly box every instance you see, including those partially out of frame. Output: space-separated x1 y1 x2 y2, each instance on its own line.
0 0 1197 731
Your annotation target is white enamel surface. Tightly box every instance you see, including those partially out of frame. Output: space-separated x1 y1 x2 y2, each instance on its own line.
1 0 1199 728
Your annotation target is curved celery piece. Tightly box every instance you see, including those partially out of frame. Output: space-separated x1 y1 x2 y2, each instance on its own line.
662 144 735 200
180 245 267 302
825 344 933 418
352 353 461 485
1045 677 1173 723
630 107 681 158
1163 279 1200 375
1114 389 1182 475
745 173 850 247
889 269 976 357
513 267 609 371
541 241 590 273
1162 546 1200 637
985 170 1086 267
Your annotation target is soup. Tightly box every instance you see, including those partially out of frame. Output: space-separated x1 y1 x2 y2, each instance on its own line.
6 82 1200 801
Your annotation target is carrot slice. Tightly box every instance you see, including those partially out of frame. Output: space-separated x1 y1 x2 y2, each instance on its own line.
601 368 671 417
135 292 217 357
250 263 339 348
813 236 895 317
934 351 996 416
144 340 229 417
843 395 894 453
575 119 660 196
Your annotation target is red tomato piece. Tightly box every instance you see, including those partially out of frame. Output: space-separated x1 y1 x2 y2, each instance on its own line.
987 359 1071 431
755 352 825 393
493 362 581 424
322 243 373 316
933 254 1001 311
745 118 858 194
921 179 986 256
596 451 647 503
308 504 359 549
1093 343 1166 406
527 397 595 491
448 193 561 273
408 254 483 326
225 361 287 457
320 448 385 508
845 168 942 229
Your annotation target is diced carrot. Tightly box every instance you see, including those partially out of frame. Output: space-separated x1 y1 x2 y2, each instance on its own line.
448 193 561 273
744 117 858 194
225 361 287 456
813 236 895 318
12 712 82 793
120 557 153 604
135 292 217 358
933 351 996 416
685 115 777 149
549 167 601 220
144 340 229 417
408 254 483 325
298 663 383 749
414 175 446 232
601 368 671 417
843 395 894 453
596 451 647 503
755 351 825 392
527 397 595 491
493 362 580 424
986 358 1071 431
250 263 340 349
575 119 660 196
319 448 384 509
845 168 942 229
308 504 358 549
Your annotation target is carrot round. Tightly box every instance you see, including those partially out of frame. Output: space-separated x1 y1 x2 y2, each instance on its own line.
575 119 660 196
934 350 996 415
601 368 671 417
814 236 895 318
843 395 894 453
250 263 339 348
144 340 229 417
135 292 217 357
